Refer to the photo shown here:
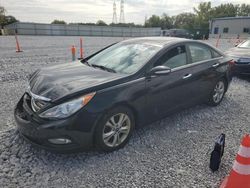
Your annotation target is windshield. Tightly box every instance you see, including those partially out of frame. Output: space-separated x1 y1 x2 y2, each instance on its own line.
87 42 161 74
238 40 250 48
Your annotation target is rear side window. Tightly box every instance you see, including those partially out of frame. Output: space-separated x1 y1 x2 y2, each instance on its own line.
188 44 212 63
154 45 187 69
212 50 222 58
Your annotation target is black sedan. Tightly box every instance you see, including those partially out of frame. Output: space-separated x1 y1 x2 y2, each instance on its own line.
225 39 250 76
15 37 233 152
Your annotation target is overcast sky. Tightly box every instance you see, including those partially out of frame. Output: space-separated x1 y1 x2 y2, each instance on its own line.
1 0 248 24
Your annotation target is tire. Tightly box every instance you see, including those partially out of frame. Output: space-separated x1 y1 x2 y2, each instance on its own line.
207 79 226 106
94 106 135 152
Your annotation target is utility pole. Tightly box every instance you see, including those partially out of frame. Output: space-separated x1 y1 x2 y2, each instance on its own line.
119 0 125 23
112 0 117 24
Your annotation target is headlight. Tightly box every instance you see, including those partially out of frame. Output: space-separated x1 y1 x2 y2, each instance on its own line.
39 92 96 119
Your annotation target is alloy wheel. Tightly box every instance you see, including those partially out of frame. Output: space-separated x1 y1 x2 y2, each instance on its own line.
102 113 131 148
213 81 225 103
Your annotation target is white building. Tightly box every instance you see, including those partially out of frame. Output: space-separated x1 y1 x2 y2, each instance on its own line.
209 16 250 39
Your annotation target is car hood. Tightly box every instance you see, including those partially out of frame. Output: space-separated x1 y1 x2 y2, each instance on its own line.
29 61 126 101
225 47 250 58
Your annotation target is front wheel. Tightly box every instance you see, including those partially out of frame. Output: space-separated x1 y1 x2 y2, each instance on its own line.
207 79 226 106
94 106 135 152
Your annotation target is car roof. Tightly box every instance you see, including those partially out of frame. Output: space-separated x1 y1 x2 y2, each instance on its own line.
121 37 224 56
121 37 191 47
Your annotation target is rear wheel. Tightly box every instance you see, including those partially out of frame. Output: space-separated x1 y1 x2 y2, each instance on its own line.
94 106 135 152
207 79 226 106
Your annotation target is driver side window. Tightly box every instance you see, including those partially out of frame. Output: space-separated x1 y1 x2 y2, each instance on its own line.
154 45 187 69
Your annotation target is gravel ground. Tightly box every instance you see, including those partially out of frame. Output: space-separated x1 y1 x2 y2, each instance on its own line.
0 36 249 188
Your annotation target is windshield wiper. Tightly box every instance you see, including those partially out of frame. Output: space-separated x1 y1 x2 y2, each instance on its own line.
91 64 116 73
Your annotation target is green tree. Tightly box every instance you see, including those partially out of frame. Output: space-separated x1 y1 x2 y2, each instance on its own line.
96 20 107 26
237 4 250 16
0 6 18 28
110 23 142 27
0 6 6 28
210 3 238 18
145 2 250 31
161 13 173 29
0 6 5 15
173 13 196 30
145 15 161 28
51 20 66 24
193 2 212 29
3 15 18 25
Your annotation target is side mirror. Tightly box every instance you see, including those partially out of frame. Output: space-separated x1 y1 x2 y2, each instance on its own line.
148 66 171 76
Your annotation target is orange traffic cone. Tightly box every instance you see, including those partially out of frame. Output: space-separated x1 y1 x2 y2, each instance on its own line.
220 134 250 188
71 45 76 61
15 34 22 52
79 38 84 59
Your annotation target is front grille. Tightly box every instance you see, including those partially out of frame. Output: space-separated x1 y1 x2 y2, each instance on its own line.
16 97 29 121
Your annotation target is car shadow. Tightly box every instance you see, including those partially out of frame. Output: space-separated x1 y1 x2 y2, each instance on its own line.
235 75 250 82
2 92 241 175
17 95 238 156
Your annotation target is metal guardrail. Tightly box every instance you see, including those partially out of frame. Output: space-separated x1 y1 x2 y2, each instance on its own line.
5 23 161 37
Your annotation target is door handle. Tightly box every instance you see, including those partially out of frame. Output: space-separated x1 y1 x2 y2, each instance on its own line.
183 74 192 79
212 63 220 68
